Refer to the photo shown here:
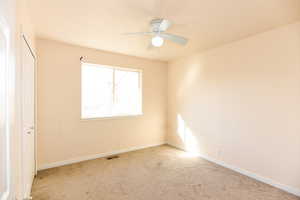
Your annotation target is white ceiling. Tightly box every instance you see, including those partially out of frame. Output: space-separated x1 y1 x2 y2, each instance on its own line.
28 0 300 61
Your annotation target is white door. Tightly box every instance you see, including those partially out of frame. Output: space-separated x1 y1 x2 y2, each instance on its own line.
0 19 10 200
22 36 36 199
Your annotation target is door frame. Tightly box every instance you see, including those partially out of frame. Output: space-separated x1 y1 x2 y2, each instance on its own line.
21 33 37 199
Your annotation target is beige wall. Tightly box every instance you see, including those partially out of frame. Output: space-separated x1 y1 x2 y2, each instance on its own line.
37 38 167 168
18 0 36 50
167 22 300 191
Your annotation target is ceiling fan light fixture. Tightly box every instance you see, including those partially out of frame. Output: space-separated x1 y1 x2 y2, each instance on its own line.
124 18 188 48
151 36 164 47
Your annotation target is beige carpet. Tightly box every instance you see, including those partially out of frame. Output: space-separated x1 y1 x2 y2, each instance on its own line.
32 145 299 200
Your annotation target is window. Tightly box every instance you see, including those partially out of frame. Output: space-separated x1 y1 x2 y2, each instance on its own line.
81 62 142 119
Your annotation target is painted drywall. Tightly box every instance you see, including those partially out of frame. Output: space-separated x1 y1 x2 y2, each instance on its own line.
36 38 167 168
18 0 36 50
167 22 300 193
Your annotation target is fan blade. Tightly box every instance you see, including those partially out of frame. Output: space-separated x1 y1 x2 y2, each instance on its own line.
160 33 188 45
123 32 154 36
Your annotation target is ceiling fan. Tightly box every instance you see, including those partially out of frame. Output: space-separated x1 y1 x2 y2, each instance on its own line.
124 18 188 48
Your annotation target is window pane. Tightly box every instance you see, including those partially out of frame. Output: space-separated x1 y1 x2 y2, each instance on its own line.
81 64 113 118
114 69 141 115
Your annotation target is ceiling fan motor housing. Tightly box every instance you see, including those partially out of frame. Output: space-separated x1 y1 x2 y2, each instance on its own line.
124 18 187 46
150 18 171 33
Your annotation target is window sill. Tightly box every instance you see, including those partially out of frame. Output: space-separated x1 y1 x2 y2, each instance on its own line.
80 113 143 121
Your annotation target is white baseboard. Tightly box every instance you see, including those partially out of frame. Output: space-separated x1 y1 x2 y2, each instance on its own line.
38 142 166 171
166 142 300 197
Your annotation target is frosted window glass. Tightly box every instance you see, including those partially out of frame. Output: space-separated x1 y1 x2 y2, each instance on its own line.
114 70 141 115
81 64 113 118
81 63 142 118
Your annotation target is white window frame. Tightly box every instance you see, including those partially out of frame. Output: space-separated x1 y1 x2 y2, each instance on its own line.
80 62 143 120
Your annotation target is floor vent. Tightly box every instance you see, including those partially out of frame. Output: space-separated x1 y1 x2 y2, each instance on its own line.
106 155 119 160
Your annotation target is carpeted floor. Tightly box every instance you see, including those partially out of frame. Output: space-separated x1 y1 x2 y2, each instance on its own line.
32 145 299 200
